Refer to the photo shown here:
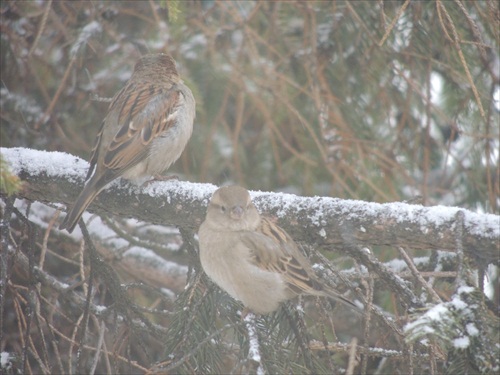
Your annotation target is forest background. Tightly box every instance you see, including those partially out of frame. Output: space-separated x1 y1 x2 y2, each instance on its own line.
1 1 499 374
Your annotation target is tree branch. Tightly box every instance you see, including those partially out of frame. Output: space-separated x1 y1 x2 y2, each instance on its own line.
2 147 499 266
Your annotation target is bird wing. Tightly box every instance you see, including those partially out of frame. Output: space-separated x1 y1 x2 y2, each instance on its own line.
240 218 317 295
89 81 182 176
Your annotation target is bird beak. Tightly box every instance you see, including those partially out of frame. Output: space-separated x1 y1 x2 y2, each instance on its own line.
230 206 244 220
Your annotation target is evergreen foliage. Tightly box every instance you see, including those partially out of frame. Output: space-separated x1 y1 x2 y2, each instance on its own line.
1 1 498 374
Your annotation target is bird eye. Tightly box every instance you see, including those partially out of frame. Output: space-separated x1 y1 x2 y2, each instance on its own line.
220 205 226 213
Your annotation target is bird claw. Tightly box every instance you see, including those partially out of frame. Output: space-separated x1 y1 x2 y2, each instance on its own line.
142 174 179 187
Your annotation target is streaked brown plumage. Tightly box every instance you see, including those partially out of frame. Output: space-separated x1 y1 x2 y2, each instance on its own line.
60 53 195 232
198 185 358 314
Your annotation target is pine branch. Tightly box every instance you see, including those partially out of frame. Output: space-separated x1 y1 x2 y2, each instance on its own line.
2 147 498 266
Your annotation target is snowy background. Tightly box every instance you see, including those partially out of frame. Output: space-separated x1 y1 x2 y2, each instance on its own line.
1 1 499 374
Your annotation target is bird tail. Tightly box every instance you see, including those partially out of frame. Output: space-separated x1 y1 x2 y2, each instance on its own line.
322 287 362 313
59 176 107 233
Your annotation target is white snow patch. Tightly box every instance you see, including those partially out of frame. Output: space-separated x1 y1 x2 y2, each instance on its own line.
0 87 44 124
160 288 176 300
404 304 450 333
180 33 208 60
244 313 263 375
426 304 450 321
142 179 216 203
453 336 470 349
124 247 188 275
2 147 88 182
457 285 475 295
385 258 408 273
450 295 468 310
465 323 479 336
70 21 102 57
94 305 108 313
1 352 12 369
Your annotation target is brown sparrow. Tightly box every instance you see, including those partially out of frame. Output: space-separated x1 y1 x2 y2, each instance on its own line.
198 185 358 314
60 53 196 232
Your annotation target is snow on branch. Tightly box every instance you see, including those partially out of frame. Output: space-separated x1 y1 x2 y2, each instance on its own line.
2 147 499 266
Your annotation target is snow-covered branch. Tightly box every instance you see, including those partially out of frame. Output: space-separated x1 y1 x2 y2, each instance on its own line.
2 147 499 266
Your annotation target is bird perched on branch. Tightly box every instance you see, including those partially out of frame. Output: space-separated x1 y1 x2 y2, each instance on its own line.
60 53 195 232
198 185 358 314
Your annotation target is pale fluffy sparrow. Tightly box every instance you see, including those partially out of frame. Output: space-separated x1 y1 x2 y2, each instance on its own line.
198 185 358 314
60 53 196 232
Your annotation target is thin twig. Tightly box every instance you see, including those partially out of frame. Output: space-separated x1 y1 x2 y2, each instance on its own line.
378 0 411 47
454 210 466 288
454 0 488 61
29 0 52 57
244 312 265 375
361 278 374 375
346 337 358 375
89 319 106 375
309 340 430 358
436 0 486 120
405 343 414 375
347 246 423 310
34 55 77 130
397 247 442 303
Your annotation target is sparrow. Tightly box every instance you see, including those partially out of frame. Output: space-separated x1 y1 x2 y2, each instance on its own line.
60 53 195 232
198 185 358 314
